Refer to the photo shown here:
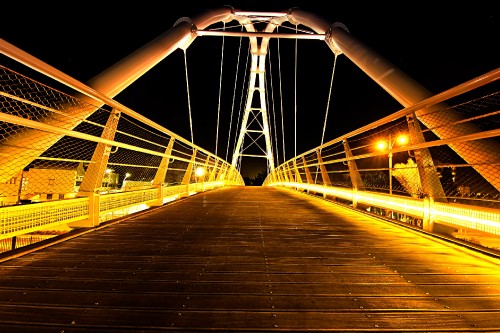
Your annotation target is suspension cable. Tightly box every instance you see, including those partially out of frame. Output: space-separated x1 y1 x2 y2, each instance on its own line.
263 59 275 169
277 27 285 164
226 26 244 162
183 50 194 143
232 42 251 170
320 54 338 148
315 54 338 183
294 25 298 157
215 22 226 156
267 45 279 168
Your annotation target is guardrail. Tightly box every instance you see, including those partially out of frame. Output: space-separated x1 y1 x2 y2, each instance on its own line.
0 38 244 251
264 67 500 251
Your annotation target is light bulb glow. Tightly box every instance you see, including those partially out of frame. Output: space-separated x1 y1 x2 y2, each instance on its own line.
195 167 206 177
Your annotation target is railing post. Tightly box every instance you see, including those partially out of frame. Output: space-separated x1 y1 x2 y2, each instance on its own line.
287 163 295 183
275 169 282 184
226 167 234 184
343 139 365 191
217 164 227 183
293 159 303 191
283 164 290 182
208 160 219 182
73 108 121 227
181 148 197 197
302 156 314 194
316 149 331 198
199 155 211 191
88 193 101 228
343 139 365 208
276 166 283 183
151 137 175 206
422 196 434 232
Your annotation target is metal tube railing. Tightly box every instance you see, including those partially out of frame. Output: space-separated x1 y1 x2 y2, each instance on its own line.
265 67 500 249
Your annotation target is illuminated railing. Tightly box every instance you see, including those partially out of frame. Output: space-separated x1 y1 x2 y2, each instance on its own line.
0 39 244 248
265 67 500 250
0 198 89 238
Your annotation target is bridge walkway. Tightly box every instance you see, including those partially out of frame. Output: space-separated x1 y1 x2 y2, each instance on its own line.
0 186 499 332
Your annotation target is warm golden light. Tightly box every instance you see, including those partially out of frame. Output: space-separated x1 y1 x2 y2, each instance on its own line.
376 134 409 151
270 181 500 235
396 134 409 146
195 167 206 177
376 141 387 151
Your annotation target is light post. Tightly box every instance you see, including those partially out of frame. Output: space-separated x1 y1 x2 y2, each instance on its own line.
389 145 393 195
122 172 131 190
376 133 409 195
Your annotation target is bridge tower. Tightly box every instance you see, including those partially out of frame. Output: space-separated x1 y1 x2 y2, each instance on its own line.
231 42 275 173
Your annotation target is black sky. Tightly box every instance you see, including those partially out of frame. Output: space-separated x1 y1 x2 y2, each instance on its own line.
2 1 498 178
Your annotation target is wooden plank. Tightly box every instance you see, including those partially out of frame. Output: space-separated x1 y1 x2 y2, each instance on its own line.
0 186 499 331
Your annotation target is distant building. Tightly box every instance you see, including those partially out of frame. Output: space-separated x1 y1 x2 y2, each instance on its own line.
0 162 120 206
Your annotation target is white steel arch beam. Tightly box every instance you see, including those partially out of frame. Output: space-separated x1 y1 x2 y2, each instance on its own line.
85 7 235 101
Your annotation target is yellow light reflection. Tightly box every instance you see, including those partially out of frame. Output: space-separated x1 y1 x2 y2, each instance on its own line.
270 181 500 235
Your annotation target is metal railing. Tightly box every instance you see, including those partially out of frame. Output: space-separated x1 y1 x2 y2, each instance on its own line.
1 34 499 254
0 39 244 250
264 67 500 251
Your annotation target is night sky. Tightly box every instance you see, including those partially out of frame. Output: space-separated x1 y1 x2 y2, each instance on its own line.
2 1 498 178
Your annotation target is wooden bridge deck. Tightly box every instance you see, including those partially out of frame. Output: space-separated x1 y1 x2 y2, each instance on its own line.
1 186 500 332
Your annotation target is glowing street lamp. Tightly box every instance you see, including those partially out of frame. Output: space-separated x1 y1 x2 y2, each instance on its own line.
376 133 409 195
195 166 206 182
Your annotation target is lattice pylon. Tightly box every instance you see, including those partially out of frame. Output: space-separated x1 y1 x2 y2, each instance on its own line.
231 49 275 173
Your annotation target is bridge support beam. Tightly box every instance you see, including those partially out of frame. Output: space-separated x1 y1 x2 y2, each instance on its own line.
181 149 197 197
209 160 219 182
217 164 227 182
316 149 332 186
343 139 364 191
406 112 447 202
70 109 121 228
293 160 302 183
151 137 175 206
343 139 365 209
301 156 315 194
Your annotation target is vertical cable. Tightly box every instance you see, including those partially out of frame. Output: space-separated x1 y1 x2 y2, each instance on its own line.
294 25 298 158
277 30 285 164
320 54 338 147
183 50 194 144
315 55 338 183
215 22 226 156
226 27 243 162
232 42 251 165
267 45 279 169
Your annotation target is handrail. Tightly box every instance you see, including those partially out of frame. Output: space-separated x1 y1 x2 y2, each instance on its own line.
264 67 500 250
